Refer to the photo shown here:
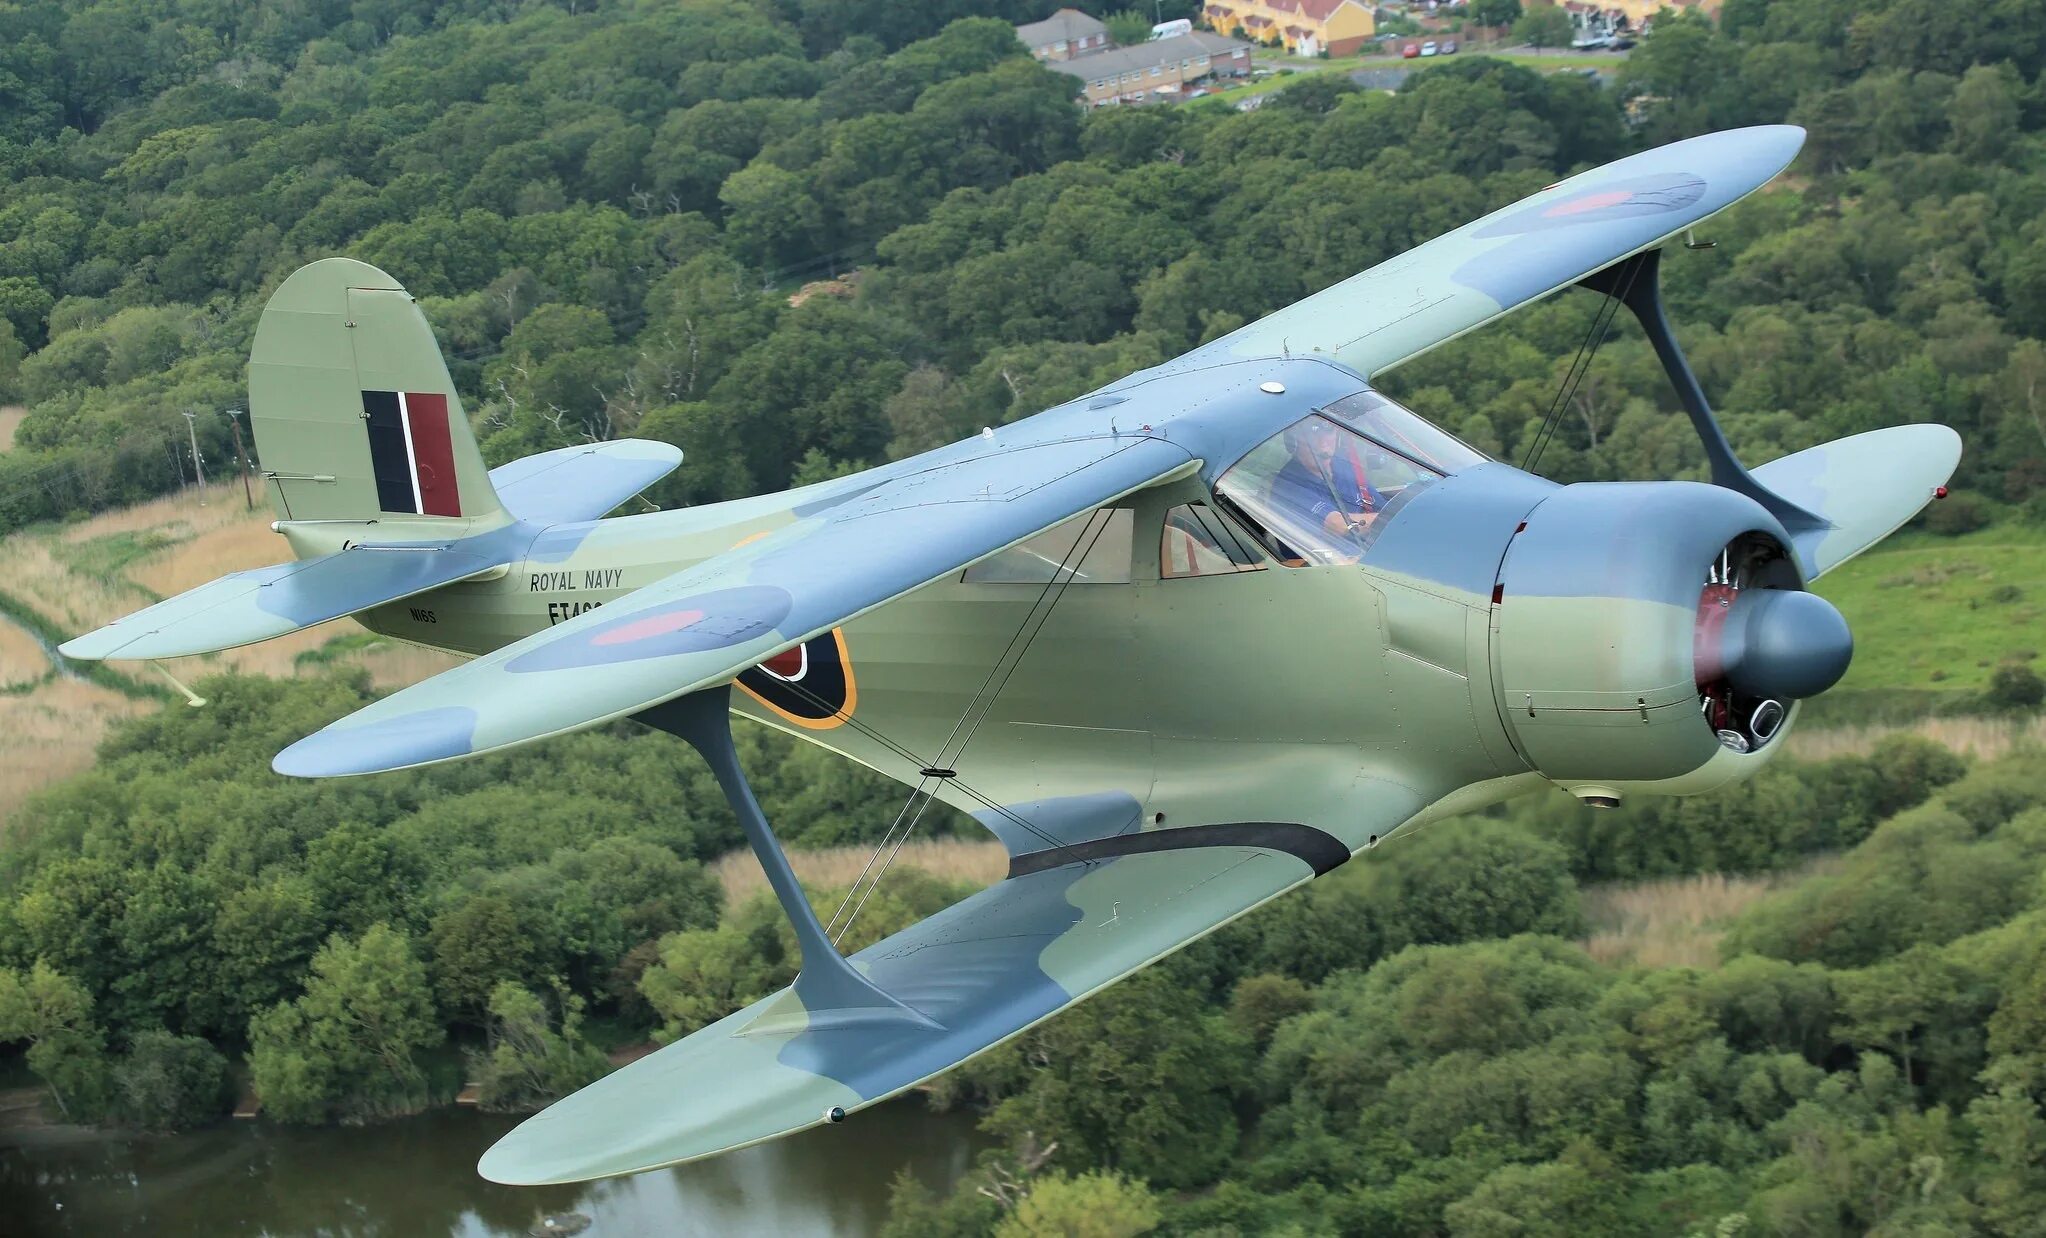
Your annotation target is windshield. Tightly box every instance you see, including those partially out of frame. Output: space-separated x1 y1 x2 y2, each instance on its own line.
1214 393 1481 566
1319 391 1486 475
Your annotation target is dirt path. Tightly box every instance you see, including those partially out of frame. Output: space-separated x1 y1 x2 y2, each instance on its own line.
0 405 23 452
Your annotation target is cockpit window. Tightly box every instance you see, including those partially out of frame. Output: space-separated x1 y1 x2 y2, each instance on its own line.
1213 393 1478 567
963 508 1132 583
1161 502 1266 578
1319 391 1487 474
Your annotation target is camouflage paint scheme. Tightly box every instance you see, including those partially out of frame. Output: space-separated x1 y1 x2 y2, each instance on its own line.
57 125 1965 1185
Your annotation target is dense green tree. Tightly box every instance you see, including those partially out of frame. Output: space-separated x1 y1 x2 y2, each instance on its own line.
0 961 107 1120
1512 4 1574 50
248 924 442 1123
471 981 609 1113
997 1171 1161 1238
1470 0 1523 29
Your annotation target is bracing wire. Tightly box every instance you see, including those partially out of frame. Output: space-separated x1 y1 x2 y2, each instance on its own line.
825 509 1116 944
1520 259 1643 478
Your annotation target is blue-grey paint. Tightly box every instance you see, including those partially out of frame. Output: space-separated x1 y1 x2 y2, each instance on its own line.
272 706 479 776
1502 481 1795 603
490 441 682 526
972 791 1144 858
1720 588 1853 700
639 687 939 1032
779 863 1089 1098
1362 461 1557 596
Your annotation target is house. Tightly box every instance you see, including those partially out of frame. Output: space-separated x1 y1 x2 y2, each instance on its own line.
1201 0 1375 57
1046 31 1254 105
1017 8 1112 61
1564 0 1718 34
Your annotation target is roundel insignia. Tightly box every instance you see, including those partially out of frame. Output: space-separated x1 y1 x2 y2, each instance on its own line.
1473 172 1708 238
736 628 855 730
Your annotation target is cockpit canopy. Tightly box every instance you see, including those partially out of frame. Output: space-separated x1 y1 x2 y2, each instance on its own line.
1215 391 1485 565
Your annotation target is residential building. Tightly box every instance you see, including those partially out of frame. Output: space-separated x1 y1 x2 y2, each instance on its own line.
1046 31 1254 105
1564 0 1719 35
1017 8 1111 61
1201 0 1375 57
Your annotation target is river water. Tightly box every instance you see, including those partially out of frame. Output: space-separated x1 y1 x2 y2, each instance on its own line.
0 1100 992 1236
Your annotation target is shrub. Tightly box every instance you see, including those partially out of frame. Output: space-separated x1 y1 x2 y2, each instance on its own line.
111 1030 229 1131
1922 489 1992 535
1985 663 2044 711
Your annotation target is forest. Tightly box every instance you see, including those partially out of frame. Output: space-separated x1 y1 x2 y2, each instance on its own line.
0 0 2043 1233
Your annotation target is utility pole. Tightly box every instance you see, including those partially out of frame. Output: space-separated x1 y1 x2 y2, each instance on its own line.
181 409 206 503
226 408 254 512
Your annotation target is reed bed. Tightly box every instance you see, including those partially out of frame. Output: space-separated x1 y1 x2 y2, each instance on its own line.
0 679 149 825
0 620 47 689
56 481 248 542
714 837 1011 907
1579 860 1838 970
129 517 288 599
1788 714 2046 762
358 642 465 690
0 536 147 635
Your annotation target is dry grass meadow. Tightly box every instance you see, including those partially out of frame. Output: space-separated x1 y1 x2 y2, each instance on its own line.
1578 860 1839 970
0 678 151 822
1787 714 2046 762
713 837 1011 907
0 481 459 819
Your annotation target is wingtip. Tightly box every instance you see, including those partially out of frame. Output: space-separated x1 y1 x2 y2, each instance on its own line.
271 706 481 778
55 628 123 662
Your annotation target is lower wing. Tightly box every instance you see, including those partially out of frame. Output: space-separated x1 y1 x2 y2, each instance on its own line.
480 830 1344 1184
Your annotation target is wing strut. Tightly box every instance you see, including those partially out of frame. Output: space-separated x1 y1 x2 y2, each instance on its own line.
637 686 941 1033
1578 248 1828 537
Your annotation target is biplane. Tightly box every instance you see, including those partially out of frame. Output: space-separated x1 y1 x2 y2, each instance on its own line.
60 124 1959 1184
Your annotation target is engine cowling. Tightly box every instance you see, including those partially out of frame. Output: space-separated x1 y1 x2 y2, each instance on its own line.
1491 481 1850 803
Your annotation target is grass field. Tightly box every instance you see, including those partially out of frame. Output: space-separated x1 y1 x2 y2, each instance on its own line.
1813 523 2045 697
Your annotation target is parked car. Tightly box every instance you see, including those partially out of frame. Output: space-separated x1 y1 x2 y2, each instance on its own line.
1609 35 1636 49
1441 39 1458 53
1402 42 1420 57
1571 33 1611 49
1420 40 1438 56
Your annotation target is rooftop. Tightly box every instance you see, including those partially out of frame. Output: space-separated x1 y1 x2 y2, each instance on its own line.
1016 7 1110 46
1044 31 1253 83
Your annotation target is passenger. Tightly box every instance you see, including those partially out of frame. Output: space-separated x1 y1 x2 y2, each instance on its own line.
1269 418 1383 544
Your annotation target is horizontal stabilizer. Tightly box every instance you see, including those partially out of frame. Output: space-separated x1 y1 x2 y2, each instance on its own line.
57 544 495 662
1752 424 1963 579
480 838 1325 1184
489 440 682 526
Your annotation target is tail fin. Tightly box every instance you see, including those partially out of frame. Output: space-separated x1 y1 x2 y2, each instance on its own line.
250 257 505 536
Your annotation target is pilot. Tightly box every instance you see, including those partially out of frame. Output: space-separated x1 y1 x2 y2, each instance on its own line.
1269 418 1383 546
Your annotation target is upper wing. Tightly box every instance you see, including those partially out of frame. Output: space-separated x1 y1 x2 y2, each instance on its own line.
1161 125 1805 380
273 435 1194 777
1752 424 1963 579
481 834 1341 1184
57 543 496 662
488 439 682 526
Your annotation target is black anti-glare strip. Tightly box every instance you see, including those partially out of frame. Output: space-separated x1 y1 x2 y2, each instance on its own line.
1006 821 1351 880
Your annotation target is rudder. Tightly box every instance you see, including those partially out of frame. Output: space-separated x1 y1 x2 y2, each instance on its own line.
249 257 504 533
